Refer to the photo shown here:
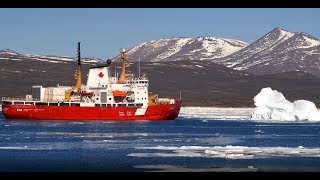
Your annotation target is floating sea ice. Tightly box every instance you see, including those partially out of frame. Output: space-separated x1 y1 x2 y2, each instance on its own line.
250 87 320 121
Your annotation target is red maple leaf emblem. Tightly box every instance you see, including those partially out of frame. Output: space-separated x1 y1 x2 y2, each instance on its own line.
98 72 104 78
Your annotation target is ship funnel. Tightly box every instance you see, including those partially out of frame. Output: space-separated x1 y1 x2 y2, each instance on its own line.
77 42 81 66
107 59 112 66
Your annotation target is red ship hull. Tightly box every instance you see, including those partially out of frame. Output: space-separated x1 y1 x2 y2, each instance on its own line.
1 100 182 121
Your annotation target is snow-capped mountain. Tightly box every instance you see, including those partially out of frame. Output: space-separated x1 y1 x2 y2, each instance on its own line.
3 28 320 76
0 49 104 64
24 54 103 64
113 37 248 62
0 49 22 56
221 28 320 76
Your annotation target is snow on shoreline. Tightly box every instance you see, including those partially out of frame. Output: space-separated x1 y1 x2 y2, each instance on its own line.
179 107 254 120
179 106 320 122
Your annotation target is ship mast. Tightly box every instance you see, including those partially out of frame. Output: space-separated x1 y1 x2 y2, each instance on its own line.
118 49 129 84
75 42 82 90
64 42 82 101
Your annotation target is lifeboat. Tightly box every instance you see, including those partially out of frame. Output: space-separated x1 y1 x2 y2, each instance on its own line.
112 90 127 97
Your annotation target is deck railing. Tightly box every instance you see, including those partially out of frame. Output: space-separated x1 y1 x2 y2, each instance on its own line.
1 97 40 101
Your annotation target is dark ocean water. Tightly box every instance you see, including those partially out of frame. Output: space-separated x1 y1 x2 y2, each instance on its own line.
0 113 320 172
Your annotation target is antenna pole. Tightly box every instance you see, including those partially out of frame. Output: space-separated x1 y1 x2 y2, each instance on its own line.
179 90 181 100
77 42 81 66
138 59 141 78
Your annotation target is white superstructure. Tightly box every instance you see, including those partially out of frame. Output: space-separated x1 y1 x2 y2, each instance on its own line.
28 48 173 109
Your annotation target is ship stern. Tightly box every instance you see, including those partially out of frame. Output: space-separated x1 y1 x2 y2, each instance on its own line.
167 99 182 120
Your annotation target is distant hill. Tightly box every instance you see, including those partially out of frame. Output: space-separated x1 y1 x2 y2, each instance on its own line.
1 57 320 107
108 28 320 77
0 49 104 64
112 37 248 62
220 28 320 76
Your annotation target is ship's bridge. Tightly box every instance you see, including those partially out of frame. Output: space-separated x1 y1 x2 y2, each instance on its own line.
127 76 149 87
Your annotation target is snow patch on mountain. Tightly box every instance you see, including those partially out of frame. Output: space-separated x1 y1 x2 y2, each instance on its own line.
26 54 75 62
0 49 103 64
300 35 320 48
220 28 320 76
156 38 191 60
0 49 21 56
117 37 248 62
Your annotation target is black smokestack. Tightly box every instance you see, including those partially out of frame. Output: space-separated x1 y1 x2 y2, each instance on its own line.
77 42 81 66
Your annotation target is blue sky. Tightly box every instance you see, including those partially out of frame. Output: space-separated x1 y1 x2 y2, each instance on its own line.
1 8 320 59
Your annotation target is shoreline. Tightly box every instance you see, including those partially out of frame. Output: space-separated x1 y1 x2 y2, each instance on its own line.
0 106 254 112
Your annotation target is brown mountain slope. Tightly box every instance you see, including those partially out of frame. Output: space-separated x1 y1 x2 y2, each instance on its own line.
1 59 320 107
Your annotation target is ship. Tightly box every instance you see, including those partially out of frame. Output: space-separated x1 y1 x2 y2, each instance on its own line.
1 42 182 120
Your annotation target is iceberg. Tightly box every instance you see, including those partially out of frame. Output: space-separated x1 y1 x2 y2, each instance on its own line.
250 87 320 121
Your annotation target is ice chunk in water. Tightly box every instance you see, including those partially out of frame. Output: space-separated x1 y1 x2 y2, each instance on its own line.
251 87 320 121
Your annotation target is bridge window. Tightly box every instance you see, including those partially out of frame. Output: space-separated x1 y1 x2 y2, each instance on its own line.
3 101 12 105
35 102 48 106
14 102 24 105
59 103 70 106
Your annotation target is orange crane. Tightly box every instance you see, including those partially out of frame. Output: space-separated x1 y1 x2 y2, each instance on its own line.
117 49 131 84
65 42 82 101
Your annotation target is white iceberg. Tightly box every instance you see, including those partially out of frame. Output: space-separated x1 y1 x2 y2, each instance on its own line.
250 87 320 121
